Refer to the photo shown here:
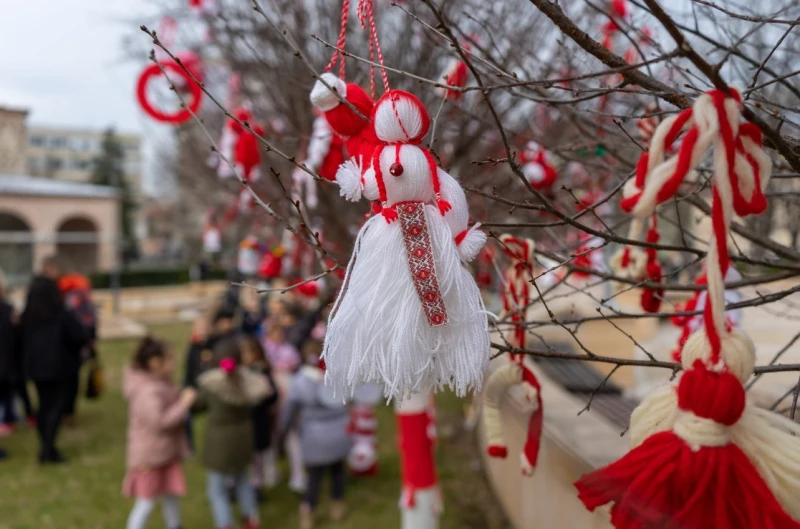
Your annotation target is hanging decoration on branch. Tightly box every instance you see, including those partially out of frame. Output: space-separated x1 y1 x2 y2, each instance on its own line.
135 50 204 125
482 235 543 476
670 266 743 362
292 111 347 210
519 141 558 190
319 0 490 401
572 88 800 528
309 0 379 182
434 40 471 101
608 216 664 313
136 17 204 125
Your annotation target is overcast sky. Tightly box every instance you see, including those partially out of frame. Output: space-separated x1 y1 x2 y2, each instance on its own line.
0 0 173 192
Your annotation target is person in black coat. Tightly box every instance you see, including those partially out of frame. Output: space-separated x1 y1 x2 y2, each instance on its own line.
19 276 88 464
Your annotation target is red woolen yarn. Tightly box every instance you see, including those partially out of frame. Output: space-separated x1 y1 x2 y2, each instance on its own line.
325 83 374 137
135 61 203 124
234 125 262 181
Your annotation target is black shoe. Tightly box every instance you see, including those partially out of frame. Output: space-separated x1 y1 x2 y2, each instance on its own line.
0 448 8 461
48 451 67 464
39 449 67 465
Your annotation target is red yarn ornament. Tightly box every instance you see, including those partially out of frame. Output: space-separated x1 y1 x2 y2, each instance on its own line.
576 362 799 529
135 59 203 124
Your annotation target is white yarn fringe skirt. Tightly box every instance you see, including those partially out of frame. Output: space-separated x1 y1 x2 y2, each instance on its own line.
323 205 490 400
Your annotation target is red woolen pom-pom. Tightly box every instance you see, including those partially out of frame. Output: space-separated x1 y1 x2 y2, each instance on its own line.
295 280 321 298
486 445 508 458
676 361 745 424
325 83 374 137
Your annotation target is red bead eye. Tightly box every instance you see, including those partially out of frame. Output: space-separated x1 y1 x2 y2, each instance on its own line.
390 163 404 176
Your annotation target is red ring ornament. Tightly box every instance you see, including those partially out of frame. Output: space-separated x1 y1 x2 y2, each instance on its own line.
136 60 203 125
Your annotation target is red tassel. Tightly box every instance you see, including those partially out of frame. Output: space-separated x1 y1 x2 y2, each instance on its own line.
486 445 508 458
576 362 800 529
437 198 452 215
381 205 398 223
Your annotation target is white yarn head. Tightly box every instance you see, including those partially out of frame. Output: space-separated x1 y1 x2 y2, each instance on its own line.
681 329 755 382
373 90 429 143
310 73 347 112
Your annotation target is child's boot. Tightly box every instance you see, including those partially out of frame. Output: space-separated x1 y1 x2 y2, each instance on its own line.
330 501 348 522
299 503 314 529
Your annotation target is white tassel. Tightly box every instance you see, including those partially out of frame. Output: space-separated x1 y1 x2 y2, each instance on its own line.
456 224 486 263
323 206 489 401
336 159 363 202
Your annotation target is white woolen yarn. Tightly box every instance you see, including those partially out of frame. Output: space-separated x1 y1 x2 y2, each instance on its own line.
456 225 486 263
336 159 364 202
379 146 434 202
482 363 523 451
323 204 490 400
373 95 425 142
310 73 346 112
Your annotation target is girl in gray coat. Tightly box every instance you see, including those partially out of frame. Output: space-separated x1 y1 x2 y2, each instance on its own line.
278 339 351 529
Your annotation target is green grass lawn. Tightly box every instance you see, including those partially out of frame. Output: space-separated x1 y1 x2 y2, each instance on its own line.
0 323 504 529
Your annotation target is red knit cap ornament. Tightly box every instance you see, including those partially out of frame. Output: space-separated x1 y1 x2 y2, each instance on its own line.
574 88 800 528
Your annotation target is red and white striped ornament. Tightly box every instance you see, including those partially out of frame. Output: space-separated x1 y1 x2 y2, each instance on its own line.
483 234 544 476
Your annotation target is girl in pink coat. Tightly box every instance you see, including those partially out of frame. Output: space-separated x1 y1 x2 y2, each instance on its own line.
122 336 197 529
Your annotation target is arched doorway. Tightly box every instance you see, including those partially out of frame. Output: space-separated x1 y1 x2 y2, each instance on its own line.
0 212 34 287
57 216 99 274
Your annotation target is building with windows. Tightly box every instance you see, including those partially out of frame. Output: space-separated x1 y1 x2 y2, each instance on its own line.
26 126 143 196
0 174 120 286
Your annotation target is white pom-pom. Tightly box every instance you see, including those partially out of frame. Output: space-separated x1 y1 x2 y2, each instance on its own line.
336 158 363 202
521 162 545 185
310 73 346 112
456 224 486 263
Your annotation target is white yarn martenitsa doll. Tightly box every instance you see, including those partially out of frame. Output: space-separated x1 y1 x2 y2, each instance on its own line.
324 89 490 400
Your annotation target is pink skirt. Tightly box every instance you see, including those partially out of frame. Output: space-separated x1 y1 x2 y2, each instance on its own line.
122 461 187 499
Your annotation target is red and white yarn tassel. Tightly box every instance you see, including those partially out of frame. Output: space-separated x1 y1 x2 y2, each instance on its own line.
575 88 800 528
482 235 544 477
395 393 441 529
435 55 469 101
608 216 663 313
519 141 558 190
